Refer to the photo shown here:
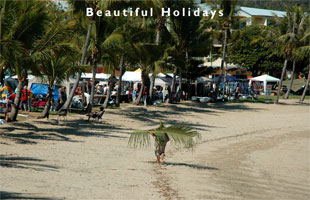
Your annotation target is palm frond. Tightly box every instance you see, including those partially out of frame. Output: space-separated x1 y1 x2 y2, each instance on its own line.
128 122 201 149
128 130 151 149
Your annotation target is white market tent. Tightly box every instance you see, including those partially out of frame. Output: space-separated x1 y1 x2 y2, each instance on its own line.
11 74 35 80
249 74 280 94
122 71 172 88
81 73 110 80
122 71 141 82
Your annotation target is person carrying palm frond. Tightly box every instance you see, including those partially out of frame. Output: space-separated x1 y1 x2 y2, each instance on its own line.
129 121 201 165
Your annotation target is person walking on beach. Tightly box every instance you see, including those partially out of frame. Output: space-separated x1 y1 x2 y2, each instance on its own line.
147 130 170 165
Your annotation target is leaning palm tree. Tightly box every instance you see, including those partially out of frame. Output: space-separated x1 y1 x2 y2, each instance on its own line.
37 54 81 119
62 0 128 112
283 7 309 99
271 6 309 104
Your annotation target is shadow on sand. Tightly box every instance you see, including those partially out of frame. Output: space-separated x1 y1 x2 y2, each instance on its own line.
146 160 218 170
0 155 59 171
0 119 129 144
0 191 59 200
163 161 219 170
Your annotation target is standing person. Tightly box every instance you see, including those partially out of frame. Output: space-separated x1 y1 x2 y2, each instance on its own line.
235 83 240 99
21 86 29 111
132 88 137 102
142 86 148 107
57 87 66 111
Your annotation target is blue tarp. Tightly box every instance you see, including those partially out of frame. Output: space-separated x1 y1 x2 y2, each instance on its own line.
31 83 59 101
214 75 240 82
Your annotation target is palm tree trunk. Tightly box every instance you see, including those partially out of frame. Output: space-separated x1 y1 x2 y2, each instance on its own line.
103 75 115 108
39 86 52 119
134 69 147 105
223 69 227 95
284 60 295 99
178 72 182 100
61 17 94 111
216 28 228 97
148 25 161 105
167 66 177 102
299 67 310 103
115 54 124 107
87 62 97 113
275 59 288 104
8 79 23 121
149 74 155 104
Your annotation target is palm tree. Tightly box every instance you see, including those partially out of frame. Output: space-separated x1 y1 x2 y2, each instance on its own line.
128 121 201 149
283 7 310 99
1 0 54 121
61 0 96 112
272 6 309 104
85 16 116 112
164 1 211 102
210 0 238 97
37 54 81 119
132 43 162 105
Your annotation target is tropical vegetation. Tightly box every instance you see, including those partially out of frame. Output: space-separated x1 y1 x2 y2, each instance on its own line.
0 0 309 122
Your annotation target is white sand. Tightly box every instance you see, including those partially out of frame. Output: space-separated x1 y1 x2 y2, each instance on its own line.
0 99 309 200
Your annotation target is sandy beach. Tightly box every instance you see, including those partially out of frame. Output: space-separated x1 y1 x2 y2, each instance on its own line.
0 100 309 200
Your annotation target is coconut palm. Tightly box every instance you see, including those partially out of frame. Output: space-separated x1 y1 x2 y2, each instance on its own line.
1 0 54 121
62 0 120 112
271 6 309 103
60 0 96 112
164 1 211 102
37 54 83 119
128 121 201 149
282 7 310 99
209 0 238 97
132 43 162 105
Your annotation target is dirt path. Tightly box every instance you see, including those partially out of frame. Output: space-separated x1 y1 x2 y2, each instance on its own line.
0 100 309 199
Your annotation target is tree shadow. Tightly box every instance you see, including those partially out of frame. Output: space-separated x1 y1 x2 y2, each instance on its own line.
112 106 222 130
0 191 59 200
0 119 130 145
0 155 59 171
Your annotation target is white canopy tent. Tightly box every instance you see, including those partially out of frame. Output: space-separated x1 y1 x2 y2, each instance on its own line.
249 74 280 94
122 71 141 82
81 73 110 80
122 71 172 87
11 74 35 80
